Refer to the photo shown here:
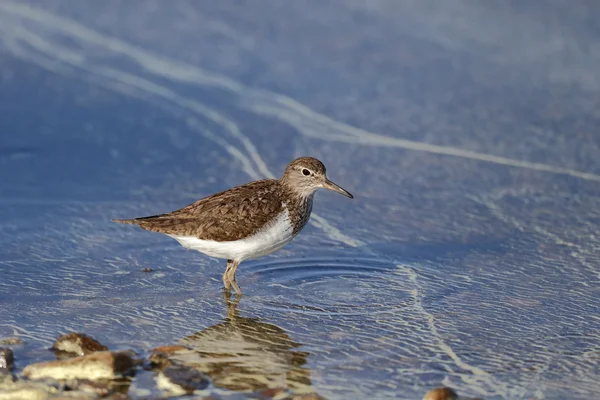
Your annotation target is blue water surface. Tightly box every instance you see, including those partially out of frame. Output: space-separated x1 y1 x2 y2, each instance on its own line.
1 1 599 399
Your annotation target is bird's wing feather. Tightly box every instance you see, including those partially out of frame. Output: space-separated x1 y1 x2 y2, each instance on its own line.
114 179 286 242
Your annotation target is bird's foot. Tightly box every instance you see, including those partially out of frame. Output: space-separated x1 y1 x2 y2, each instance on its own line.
221 278 242 296
228 278 242 295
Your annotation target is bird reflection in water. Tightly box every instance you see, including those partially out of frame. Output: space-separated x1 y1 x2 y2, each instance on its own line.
168 292 320 397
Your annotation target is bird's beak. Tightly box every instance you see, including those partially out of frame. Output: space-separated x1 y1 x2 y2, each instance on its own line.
322 178 353 199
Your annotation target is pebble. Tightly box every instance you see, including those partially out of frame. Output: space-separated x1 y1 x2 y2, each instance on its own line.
151 345 189 354
0 348 15 370
51 333 108 357
103 394 129 400
0 368 16 386
48 392 98 400
23 351 135 381
0 372 58 400
156 365 209 395
423 387 458 400
148 345 190 370
63 378 117 397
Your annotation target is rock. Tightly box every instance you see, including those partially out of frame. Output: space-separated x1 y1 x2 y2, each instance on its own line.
0 378 58 400
147 351 173 370
0 368 16 387
64 379 110 397
147 345 190 370
255 388 289 399
103 394 129 400
423 387 458 400
151 345 189 354
0 386 51 400
49 392 98 400
63 377 131 398
291 394 327 400
0 338 24 346
251 389 326 400
156 365 209 396
0 348 15 370
23 351 135 381
51 333 108 358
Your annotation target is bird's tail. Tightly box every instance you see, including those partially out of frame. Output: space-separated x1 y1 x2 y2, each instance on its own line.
111 218 140 225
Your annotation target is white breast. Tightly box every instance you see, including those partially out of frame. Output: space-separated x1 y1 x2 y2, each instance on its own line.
168 208 296 262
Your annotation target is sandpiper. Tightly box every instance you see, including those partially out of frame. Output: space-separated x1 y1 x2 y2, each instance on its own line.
113 157 353 294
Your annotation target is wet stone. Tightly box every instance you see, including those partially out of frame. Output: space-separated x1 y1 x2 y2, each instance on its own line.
254 388 315 400
0 379 58 400
102 394 129 400
423 387 458 400
151 345 189 354
156 365 210 395
49 392 99 400
23 351 136 381
256 388 288 398
290 394 327 400
64 379 114 397
0 368 16 387
147 345 190 370
0 348 14 370
52 333 108 358
147 352 173 371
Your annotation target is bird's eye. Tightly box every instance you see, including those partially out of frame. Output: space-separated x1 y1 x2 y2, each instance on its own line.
302 168 311 176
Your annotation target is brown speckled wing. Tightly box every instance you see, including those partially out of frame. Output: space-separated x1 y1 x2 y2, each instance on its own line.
126 179 285 242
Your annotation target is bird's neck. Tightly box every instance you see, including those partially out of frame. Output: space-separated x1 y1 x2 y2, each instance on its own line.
280 184 314 235
279 177 318 200
281 184 315 207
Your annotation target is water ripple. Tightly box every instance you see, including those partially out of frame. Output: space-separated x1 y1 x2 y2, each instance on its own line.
245 257 413 316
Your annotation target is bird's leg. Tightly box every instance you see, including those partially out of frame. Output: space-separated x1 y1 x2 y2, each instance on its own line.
223 259 234 290
226 260 242 295
229 279 242 296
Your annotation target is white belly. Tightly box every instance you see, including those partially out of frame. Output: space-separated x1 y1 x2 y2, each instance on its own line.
168 209 296 261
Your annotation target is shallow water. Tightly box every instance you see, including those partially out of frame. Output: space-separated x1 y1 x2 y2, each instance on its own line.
1 1 600 399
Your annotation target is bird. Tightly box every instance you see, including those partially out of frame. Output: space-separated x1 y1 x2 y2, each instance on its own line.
112 157 353 295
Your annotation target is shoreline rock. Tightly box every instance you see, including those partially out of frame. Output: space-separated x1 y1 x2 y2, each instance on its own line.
0 369 58 400
423 387 458 400
0 348 15 370
147 345 191 371
23 351 135 381
156 365 209 396
52 333 108 358
423 387 482 400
